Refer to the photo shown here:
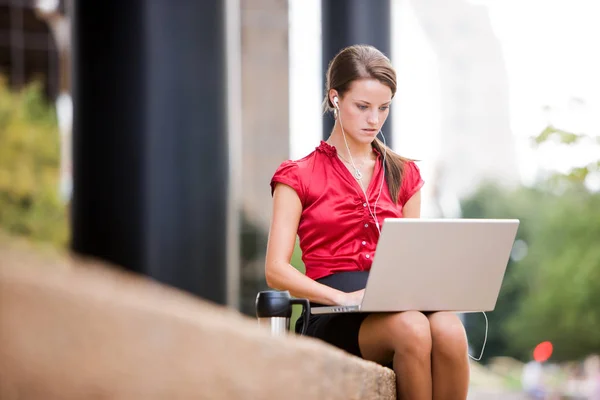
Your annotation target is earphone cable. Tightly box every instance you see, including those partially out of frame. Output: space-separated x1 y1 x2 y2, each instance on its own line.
468 312 488 362
337 106 386 234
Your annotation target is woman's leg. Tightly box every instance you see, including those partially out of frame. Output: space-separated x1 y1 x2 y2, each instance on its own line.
428 312 470 400
358 311 432 399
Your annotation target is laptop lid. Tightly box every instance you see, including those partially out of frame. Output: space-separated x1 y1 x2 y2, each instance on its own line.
360 218 519 313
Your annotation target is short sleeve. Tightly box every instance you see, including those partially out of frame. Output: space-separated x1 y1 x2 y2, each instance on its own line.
398 161 424 206
270 160 305 202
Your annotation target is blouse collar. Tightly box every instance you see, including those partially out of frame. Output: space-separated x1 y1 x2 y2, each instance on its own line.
316 140 382 158
316 140 337 157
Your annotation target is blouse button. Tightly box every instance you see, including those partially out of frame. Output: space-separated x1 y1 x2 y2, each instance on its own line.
363 203 367 207
362 241 366 246
364 223 369 228
365 254 370 259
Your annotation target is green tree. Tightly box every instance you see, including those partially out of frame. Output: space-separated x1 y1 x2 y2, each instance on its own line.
504 186 600 361
461 183 545 362
462 124 600 362
0 77 67 246
533 124 600 184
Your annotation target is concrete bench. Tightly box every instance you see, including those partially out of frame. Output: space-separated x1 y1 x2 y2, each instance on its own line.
0 239 396 399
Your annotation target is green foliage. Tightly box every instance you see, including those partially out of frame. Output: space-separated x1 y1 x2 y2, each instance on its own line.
462 183 544 362
462 181 600 363
290 240 305 330
463 125 600 363
0 77 68 246
533 125 600 184
504 188 600 361
534 125 585 145
290 239 305 274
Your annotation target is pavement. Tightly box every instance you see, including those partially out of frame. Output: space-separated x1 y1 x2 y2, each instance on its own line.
468 388 528 399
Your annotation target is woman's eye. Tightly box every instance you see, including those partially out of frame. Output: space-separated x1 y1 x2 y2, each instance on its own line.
379 106 390 111
357 105 368 110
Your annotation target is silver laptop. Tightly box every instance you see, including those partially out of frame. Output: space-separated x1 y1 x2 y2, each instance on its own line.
311 218 519 314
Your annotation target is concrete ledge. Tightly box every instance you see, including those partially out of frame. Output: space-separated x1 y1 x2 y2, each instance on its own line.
0 240 396 399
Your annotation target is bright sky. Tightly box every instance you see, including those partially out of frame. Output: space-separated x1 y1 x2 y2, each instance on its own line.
482 0 600 188
289 0 600 192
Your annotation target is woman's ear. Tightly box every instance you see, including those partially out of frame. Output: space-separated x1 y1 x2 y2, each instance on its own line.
328 89 339 107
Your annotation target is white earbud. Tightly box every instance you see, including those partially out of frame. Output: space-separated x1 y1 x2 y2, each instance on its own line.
333 96 339 108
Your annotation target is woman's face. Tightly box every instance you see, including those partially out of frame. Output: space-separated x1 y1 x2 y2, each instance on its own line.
332 78 393 145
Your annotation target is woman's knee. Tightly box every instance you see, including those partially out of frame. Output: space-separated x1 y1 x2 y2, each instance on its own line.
428 312 468 360
387 311 432 357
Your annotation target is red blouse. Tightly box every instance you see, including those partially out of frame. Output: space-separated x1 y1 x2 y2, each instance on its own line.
270 141 424 280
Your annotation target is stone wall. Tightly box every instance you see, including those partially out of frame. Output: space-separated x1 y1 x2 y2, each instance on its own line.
0 240 396 399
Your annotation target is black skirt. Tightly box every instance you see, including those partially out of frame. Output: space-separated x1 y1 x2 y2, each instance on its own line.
295 271 371 359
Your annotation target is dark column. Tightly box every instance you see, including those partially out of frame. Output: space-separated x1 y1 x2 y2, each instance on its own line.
321 0 392 146
71 1 228 305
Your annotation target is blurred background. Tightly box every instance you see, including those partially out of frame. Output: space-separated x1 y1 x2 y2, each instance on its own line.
0 0 598 398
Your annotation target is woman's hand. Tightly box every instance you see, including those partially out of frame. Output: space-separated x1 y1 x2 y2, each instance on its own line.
338 289 365 306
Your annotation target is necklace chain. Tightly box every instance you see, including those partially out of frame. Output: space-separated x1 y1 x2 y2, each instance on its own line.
338 154 363 180
325 140 373 181
336 152 372 181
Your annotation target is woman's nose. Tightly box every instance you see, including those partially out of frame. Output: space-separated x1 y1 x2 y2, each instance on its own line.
367 111 379 125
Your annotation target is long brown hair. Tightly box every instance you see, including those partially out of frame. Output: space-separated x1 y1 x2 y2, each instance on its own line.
323 44 412 203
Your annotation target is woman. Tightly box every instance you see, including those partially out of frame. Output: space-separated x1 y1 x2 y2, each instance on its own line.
265 44 469 400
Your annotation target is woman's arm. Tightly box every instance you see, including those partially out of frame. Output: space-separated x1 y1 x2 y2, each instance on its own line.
403 189 422 218
265 183 355 306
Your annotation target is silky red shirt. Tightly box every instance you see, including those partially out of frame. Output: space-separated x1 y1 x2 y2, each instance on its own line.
270 141 424 280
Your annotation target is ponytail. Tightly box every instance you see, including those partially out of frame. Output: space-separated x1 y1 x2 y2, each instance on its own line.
371 139 413 204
